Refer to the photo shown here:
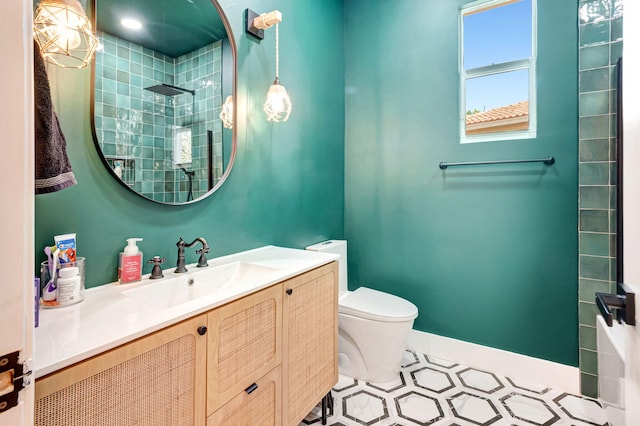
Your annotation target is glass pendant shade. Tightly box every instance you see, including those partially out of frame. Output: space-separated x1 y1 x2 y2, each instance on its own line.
220 95 234 129
264 79 292 122
33 0 98 69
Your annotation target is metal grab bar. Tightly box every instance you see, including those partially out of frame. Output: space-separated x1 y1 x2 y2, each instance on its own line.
439 156 555 170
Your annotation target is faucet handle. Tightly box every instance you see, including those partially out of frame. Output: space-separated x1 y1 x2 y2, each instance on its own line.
148 256 166 265
196 245 209 268
148 256 166 279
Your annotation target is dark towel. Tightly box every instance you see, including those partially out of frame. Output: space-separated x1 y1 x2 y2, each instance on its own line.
34 40 77 194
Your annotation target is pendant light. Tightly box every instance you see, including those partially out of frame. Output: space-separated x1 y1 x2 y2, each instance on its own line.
219 95 234 129
33 0 98 69
246 10 292 122
263 22 292 122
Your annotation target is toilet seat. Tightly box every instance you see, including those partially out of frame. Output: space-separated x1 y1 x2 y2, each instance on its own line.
339 287 418 323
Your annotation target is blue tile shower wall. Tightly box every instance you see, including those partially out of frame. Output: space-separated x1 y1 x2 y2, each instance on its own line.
94 31 223 203
577 0 622 397
175 43 224 195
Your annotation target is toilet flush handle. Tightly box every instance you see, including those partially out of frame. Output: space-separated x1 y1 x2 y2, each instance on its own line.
286 288 293 295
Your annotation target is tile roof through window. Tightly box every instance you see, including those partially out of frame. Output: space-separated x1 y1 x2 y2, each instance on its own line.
466 101 529 125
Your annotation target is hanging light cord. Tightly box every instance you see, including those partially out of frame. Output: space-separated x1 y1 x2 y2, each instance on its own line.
275 23 280 81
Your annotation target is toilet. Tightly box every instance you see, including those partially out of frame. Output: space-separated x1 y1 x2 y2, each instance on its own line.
306 240 418 383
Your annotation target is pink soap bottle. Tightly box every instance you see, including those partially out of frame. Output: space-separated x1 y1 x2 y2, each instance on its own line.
118 238 143 284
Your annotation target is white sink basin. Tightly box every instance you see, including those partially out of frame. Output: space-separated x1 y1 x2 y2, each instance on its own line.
35 245 341 378
122 261 281 308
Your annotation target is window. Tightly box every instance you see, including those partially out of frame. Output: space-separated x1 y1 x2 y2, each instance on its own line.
172 126 192 166
460 0 536 143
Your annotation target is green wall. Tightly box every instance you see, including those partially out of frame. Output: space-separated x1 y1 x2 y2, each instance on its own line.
36 0 581 369
35 0 345 287
344 0 579 366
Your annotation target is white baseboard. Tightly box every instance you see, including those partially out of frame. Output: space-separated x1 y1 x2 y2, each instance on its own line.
407 329 580 395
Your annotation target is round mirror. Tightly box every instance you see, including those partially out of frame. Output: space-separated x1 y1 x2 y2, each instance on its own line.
90 0 235 205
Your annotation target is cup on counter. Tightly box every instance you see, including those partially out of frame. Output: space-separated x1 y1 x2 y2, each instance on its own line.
40 257 85 308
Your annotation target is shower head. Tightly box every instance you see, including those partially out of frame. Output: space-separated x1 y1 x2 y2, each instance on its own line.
144 83 195 96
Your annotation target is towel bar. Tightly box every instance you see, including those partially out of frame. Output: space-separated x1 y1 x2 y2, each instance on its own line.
439 156 555 170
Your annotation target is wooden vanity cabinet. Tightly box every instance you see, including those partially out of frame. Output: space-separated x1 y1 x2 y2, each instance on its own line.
34 315 208 426
34 261 338 426
282 262 339 425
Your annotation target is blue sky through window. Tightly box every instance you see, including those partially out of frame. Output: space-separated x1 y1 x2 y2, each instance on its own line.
464 0 532 112
466 69 528 112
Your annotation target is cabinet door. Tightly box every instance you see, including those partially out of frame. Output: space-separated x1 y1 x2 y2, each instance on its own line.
206 365 281 426
282 262 338 426
34 315 208 426
207 284 282 415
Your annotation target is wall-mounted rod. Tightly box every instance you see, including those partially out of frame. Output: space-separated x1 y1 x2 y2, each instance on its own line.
245 9 282 39
439 156 555 170
253 10 282 30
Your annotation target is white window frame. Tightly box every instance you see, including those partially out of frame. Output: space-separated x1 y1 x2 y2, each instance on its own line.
459 0 537 144
172 126 192 166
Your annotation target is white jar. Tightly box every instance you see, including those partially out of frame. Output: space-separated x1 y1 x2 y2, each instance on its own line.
56 266 82 305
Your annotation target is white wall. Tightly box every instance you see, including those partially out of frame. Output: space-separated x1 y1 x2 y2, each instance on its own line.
0 0 34 424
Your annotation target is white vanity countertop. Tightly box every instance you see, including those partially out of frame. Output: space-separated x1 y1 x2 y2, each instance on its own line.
34 245 339 378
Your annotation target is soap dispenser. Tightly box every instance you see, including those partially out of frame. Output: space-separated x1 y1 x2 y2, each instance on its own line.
118 238 143 284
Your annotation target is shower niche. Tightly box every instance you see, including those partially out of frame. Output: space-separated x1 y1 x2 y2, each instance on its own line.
90 0 235 205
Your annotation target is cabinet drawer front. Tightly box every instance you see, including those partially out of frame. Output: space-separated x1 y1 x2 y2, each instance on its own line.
34 316 207 426
207 365 281 426
207 284 282 413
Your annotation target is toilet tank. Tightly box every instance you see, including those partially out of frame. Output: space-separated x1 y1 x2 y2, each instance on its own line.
306 240 347 294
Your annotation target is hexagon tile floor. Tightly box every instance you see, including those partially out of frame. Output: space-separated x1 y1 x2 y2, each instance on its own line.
299 350 609 426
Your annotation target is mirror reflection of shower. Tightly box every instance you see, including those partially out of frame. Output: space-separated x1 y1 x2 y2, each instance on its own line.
93 29 228 204
144 83 198 203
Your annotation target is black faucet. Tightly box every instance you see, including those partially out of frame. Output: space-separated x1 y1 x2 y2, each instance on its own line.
175 237 210 273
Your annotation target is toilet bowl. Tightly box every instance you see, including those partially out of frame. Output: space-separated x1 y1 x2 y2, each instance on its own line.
306 240 418 383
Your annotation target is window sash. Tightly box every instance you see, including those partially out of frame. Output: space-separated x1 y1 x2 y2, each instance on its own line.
465 58 531 78
459 0 537 143
462 0 522 17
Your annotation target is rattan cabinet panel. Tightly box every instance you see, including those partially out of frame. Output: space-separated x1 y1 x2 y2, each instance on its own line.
282 262 339 426
206 365 281 426
206 284 282 415
34 315 207 426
